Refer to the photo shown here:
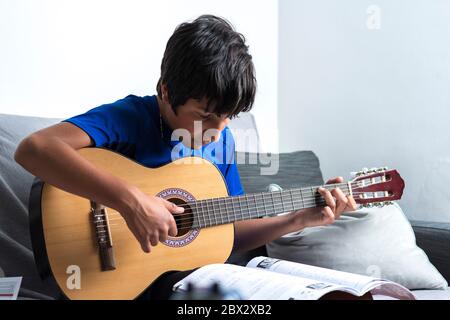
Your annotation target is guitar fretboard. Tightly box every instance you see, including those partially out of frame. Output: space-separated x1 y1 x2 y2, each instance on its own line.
189 183 351 228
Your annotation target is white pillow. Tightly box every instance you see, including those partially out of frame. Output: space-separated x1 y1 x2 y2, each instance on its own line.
266 203 448 290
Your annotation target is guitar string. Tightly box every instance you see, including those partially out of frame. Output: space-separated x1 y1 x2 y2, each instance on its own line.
96 199 343 233
88 181 384 227
147 181 369 210
98 180 371 215
98 192 376 224
97 189 371 223
96 190 379 226
95 195 382 234
94 198 331 232
93 191 381 232
90 179 379 224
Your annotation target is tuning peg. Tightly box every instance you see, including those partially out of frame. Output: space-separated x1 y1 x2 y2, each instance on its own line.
360 201 394 209
353 167 368 177
353 167 389 177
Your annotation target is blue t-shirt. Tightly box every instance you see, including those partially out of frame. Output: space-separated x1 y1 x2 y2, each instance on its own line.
63 94 244 196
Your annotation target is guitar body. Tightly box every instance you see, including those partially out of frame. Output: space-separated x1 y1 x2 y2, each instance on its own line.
29 148 234 300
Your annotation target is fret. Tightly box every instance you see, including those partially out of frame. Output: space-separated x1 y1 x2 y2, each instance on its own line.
246 195 251 219
205 199 211 228
201 201 207 228
225 198 237 221
208 199 214 226
340 183 344 195
212 198 218 227
245 195 250 220
348 182 353 197
203 200 208 228
213 199 219 226
342 183 347 195
238 196 245 221
253 194 259 218
299 188 305 210
228 197 235 222
231 196 238 221
283 190 292 212
194 201 200 228
270 192 276 216
218 198 230 222
311 187 316 208
289 189 295 212
238 196 245 220
198 201 208 228
344 183 351 196
279 191 285 213
198 200 205 228
193 202 199 228
261 192 268 217
210 199 221 224
221 197 230 224
195 201 203 228
215 199 220 226
211 198 216 226
219 198 227 225
220 199 225 224
204 199 210 227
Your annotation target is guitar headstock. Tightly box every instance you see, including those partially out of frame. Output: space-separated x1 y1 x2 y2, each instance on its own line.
350 167 405 208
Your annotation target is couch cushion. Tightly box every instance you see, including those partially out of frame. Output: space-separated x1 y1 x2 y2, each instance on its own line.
411 287 450 300
411 220 450 283
0 112 261 297
226 150 324 265
236 151 324 194
373 287 450 300
266 202 448 290
0 113 61 299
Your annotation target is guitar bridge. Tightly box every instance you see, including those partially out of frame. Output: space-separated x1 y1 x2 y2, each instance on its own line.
91 201 116 271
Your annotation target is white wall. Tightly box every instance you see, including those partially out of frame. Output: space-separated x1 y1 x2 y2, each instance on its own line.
0 0 279 152
279 0 450 222
3 0 448 222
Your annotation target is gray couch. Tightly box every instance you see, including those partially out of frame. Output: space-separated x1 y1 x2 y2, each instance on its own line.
1 112 450 299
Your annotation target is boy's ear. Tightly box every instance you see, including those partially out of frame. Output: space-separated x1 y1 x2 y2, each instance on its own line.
161 84 170 104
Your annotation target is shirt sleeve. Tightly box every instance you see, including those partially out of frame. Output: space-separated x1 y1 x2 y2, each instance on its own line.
225 160 245 196
222 127 245 196
62 95 143 148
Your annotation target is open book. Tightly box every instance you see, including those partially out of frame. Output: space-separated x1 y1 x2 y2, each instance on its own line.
172 257 416 300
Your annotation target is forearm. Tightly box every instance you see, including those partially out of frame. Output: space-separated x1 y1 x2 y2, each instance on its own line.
15 135 136 213
233 214 303 253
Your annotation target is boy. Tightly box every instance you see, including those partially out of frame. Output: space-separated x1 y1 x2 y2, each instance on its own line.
15 15 357 299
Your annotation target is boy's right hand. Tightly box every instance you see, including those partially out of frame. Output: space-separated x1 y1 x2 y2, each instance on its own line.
119 187 184 253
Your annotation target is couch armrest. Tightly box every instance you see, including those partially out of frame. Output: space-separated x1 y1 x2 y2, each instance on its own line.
411 220 450 283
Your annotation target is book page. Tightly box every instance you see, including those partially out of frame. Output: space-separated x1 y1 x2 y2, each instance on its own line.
246 257 414 300
172 263 351 300
0 277 22 300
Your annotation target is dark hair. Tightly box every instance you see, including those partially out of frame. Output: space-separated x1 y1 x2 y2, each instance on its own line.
157 15 256 118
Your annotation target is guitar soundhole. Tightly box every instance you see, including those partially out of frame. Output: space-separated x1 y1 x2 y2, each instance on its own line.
168 198 193 237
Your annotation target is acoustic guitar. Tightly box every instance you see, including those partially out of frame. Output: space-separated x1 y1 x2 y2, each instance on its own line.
29 148 405 299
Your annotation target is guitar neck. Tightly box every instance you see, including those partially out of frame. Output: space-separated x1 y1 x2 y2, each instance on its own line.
190 182 352 228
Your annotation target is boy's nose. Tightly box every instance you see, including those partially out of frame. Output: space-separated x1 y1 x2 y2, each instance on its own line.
203 118 230 141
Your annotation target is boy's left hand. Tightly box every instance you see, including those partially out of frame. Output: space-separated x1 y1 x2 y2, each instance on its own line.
288 177 358 230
